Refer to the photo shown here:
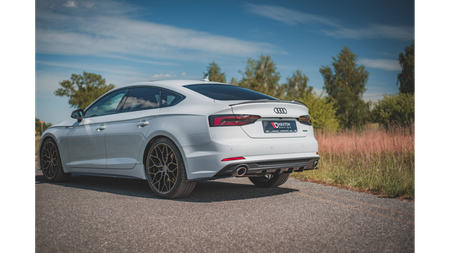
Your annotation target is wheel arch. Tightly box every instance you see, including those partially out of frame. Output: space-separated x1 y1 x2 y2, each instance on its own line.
38 131 70 173
140 131 191 179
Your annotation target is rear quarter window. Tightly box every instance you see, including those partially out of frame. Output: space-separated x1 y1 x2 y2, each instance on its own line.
185 84 277 101
160 90 184 107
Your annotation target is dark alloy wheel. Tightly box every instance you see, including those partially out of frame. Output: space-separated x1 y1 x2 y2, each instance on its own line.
40 138 71 182
146 138 196 199
249 172 290 188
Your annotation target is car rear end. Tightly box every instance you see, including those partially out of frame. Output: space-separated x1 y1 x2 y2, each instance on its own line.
183 83 319 181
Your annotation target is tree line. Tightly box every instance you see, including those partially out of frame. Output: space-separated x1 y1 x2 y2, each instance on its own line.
205 42 414 130
53 42 414 131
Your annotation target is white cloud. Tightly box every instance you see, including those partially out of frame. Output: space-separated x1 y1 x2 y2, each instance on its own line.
321 24 414 40
151 73 177 79
246 4 414 41
36 61 148 76
63 1 77 8
182 72 186 76
246 3 339 27
359 58 401 71
36 1 279 63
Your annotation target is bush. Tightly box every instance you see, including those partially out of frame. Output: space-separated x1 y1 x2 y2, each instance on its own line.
371 93 414 128
300 92 340 133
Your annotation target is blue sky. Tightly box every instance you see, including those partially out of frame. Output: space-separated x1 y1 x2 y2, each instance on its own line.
35 0 414 124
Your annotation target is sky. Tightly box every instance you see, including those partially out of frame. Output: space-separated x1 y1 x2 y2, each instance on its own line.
35 0 415 124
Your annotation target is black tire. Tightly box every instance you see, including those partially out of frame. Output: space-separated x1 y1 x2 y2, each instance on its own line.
40 138 71 182
249 172 290 188
145 137 196 199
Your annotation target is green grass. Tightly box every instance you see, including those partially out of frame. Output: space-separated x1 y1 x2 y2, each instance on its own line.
292 150 414 199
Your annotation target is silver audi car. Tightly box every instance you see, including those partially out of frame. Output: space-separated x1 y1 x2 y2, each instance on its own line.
38 79 319 198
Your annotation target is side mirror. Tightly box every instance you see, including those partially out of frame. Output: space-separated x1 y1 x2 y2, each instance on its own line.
71 109 85 122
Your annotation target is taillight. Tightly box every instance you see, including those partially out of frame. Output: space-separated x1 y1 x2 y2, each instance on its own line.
208 115 260 127
298 115 312 125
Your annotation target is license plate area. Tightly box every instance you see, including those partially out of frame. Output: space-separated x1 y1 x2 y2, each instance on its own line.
262 121 297 133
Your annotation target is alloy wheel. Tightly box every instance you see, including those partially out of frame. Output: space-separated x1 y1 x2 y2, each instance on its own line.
41 141 59 180
147 143 179 194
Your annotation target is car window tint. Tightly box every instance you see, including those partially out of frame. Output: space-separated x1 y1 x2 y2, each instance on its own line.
84 89 128 118
185 84 277 100
160 90 184 107
122 88 160 112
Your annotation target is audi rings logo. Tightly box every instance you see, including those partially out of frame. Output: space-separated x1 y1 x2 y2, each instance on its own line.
273 107 287 114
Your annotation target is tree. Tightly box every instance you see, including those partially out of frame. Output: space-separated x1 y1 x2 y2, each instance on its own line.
277 69 313 101
320 47 370 128
204 61 226 83
236 55 280 97
300 92 340 132
397 41 414 94
371 93 414 128
54 72 115 109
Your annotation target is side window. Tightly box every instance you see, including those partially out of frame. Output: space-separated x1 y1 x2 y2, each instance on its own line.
121 88 160 112
160 90 184 108
84 89 128 118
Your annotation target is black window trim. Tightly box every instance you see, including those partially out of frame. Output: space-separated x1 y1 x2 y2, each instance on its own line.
115 88 132 113
83 85 186 117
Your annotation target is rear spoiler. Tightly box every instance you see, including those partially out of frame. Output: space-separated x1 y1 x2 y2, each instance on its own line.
229 99 307 108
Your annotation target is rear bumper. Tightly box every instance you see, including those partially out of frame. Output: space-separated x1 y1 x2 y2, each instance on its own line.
187 156 320 181
183 124 319 180
214 156 319 177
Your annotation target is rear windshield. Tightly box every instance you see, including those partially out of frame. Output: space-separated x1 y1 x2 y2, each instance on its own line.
185 84 277 101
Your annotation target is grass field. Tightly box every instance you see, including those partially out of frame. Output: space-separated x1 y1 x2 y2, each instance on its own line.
292 123 415 199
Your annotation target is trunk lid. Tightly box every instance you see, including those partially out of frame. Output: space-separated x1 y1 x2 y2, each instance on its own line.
230 100 310 139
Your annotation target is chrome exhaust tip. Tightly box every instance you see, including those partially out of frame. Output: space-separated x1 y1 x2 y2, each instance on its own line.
314 159 319 167
232 166 248 177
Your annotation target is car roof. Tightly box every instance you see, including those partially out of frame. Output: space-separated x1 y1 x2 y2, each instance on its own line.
117 80 229 90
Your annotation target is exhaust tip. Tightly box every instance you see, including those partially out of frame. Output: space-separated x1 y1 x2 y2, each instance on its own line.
314 159 319 167
232 166 248 177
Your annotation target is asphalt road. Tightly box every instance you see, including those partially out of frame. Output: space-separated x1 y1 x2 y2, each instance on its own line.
36 167 414 253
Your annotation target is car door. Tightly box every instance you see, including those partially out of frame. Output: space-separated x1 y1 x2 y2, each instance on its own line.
105 87 161 169
66 89 128 169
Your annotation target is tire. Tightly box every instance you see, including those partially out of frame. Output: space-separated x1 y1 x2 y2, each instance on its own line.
40 138 71 182
145 137 196 199
249 172 290 188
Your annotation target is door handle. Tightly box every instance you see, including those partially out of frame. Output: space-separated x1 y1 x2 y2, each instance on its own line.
137 120 149 127
96 125 106 131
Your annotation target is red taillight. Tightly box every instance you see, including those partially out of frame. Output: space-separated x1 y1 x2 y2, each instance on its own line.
221 156 245 162
209 115 260 127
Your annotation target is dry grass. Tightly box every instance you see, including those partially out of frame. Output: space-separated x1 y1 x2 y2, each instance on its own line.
317 123 414 155
292 123 415 199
